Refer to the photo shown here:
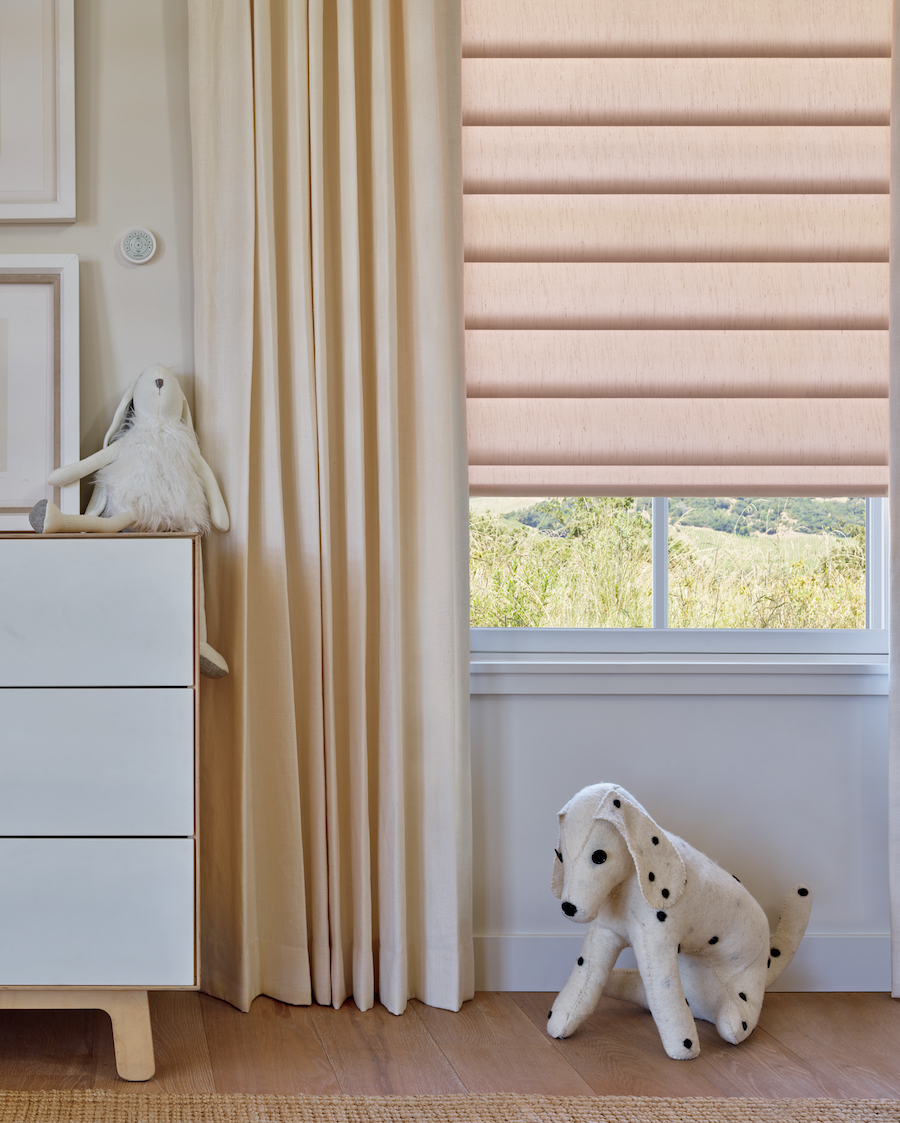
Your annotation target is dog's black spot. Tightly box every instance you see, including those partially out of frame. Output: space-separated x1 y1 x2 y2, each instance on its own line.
592 849 607 865
686 998 690 1006
648 872 655 881
678 944 681 953
555 849 563 863
733 875 741 882
798 887 809 897
683 1039 692 1049
577 957 584 966
657 911 667 921
548 1010 552 1019
709 936 719 945
767 958 771 968
652 837 659 845
661 888 670 899
739 992 747 1001
613 799 621 808
771 947 781 957
562 902 577 917
742 1021 748 1031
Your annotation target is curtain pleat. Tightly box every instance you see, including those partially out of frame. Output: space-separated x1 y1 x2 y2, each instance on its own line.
190 0 472 1016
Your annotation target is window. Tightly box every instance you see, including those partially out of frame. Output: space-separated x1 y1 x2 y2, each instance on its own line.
463 1 889 685
472 496 884 631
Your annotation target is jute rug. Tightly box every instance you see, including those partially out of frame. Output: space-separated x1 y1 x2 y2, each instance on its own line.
0 1093 897 1123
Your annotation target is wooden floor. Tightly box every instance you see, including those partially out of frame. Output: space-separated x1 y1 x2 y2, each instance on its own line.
0 991 898 1098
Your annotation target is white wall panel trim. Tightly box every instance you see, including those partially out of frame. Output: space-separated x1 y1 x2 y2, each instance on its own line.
474 934 891 992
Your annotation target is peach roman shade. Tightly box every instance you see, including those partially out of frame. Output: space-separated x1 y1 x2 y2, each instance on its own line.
462 0 891 497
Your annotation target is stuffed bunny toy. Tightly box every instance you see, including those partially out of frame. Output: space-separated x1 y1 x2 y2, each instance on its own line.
29 364 230 679
550 783 811 1060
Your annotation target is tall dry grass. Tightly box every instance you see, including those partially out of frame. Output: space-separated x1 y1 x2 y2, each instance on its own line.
668 524 864 629
470 499 653 627
470 499 865 629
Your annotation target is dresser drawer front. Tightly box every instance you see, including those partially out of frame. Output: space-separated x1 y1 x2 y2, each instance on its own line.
0 538 194 686
0 839 195 986
0 688 194 836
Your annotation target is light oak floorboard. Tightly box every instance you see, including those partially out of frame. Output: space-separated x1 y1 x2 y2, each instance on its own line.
413 992 595 1095
0 991 896 1096
200 994 341 1095
685 1020 834 1100
513 992 731 1098
759 992 900 1099
309 1000 466 1095
0 1008 95 1091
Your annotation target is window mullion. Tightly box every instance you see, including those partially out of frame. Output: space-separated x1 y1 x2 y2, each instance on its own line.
651 496 669 629
865 497 887 630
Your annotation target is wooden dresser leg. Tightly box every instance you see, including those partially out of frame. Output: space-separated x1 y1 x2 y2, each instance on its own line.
99 990 156 1081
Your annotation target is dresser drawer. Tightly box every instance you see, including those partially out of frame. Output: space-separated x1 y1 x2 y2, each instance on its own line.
0 838 195 986
0 537 194 686
0 688 194 836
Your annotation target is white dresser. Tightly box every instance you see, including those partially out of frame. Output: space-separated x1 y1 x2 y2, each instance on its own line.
0 533 199 1079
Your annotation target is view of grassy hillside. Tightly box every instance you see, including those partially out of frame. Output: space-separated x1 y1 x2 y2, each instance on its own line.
470 497 865 629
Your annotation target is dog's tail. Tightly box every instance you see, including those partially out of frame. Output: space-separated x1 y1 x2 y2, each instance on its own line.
766 884 812 989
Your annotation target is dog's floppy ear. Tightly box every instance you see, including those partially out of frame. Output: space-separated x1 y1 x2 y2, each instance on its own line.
594 787 687 909
551 815 566 899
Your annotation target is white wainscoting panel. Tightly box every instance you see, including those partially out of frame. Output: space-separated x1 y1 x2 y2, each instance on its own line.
471 689 889 991
474 934 891 992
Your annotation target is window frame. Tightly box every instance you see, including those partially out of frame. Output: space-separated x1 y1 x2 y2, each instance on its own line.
470 497 888 693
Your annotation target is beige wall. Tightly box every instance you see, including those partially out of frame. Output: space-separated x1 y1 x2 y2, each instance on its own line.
0 0 194 465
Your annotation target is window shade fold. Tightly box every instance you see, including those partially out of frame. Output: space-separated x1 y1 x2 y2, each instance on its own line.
464 196 888 262
463 127 889 195
468 400 886 467
463 2 890 497
463 0 890 58
465 331 888 399
466 264 888 330
462 60 890 127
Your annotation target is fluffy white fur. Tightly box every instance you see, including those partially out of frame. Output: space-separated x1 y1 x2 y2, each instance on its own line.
549 783 811 1060
97 416 211 534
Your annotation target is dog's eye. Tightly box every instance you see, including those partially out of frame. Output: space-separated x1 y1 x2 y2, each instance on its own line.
555 849 563 863
592 849 607 865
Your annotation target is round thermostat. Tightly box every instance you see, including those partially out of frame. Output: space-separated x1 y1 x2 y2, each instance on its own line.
120 228 157 264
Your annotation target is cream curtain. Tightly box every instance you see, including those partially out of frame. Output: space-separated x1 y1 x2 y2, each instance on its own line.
188 0 473 1015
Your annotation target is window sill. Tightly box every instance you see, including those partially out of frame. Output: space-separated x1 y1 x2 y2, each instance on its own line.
470 646 888 696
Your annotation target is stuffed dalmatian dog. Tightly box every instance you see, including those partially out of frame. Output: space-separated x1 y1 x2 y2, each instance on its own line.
549 783 811 1060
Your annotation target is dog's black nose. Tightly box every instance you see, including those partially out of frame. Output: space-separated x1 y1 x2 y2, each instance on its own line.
561 901 577 917
155 378 163 389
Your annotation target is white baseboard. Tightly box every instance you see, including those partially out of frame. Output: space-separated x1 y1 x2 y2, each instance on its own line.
474 933 891 993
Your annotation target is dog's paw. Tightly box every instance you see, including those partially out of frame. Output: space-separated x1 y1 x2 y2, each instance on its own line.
546 1005 575 1039
664 1036 701 1061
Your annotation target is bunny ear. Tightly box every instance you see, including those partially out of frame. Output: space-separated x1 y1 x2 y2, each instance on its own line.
102 379 139 447
594 787 687 910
